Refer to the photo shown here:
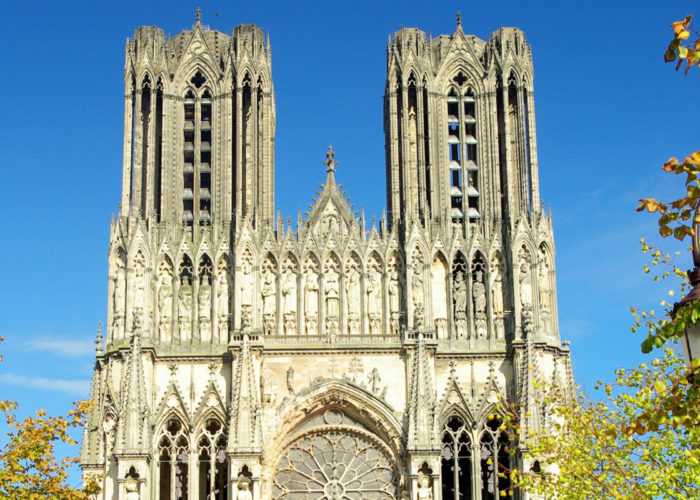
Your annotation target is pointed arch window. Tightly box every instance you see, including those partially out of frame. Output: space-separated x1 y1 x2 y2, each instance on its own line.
196 418 227 500
158 417 189 500
182 75 214 226
446 83 480 223
441 415 473 499
479 417 512 500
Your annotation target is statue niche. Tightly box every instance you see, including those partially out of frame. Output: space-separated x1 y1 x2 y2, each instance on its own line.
539 246 553 335
388 253 402 335
431 255 448 339
411 250 425 327
366 255 383 335
324 255 341 334
490 253 506 340
131 251 146 330
303 256 319 335
239 249 254 329
518 247 533 309
345 255 361 335
262 257 277 336
452 253 468 339
178 256 194 343
216 259 230 343
156 258 174 342
281 256 298 335
198 255 213 342
112 251 127 340
472 254 487 340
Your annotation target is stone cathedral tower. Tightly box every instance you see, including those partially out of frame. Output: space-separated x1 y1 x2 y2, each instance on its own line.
81 13 574 500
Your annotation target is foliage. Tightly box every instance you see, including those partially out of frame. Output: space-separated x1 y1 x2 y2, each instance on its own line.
0 336 100 499
664 15 700 73
514 349 700 500
506 16 700 498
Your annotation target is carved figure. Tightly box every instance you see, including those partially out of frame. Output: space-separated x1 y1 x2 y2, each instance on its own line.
325 259 340 319
453 271 467 317
388 257 401 335
236 477 253 500
367 262 382 334
198 277 212 341
304 260 319 334
262 263 275 314
539 255 551 311
178 277 192 341
125 480 140 500
262 262 276 335
519 262 532 307
287 366 295 395
216 265 229 342
240 251 254 306
417 475 433 499
369 367 381 395
157 273 173 342
473 271 486 314
113 262 126 334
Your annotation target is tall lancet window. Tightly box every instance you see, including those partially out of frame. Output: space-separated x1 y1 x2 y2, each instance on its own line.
447 75 480 223
155 78 164 221
182 70 213 226
141 75 152 211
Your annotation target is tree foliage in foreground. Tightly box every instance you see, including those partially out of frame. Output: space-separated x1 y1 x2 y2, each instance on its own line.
514 349 700 500
0 336 100 499
507 16 700 499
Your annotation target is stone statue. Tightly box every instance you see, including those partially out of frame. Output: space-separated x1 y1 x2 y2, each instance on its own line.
198 277 212 341
217 266 229 342
281 259 297 335
369 367 381 395
539 257 551 311
417 475 433 499
262 264 276 315
157 273 173 342
236 476 253 500
345 262 361 334
388 257 401 335
132 255 146 329
491 258 504 316
304 260 319 335
262 262 276 335
453 271 467 317
113 262 126 332
367 263 382 334
412 255 425 326
324 260 340 320
240 251 254 307
178 276 192 342
287 366 295 395
491 258 505 340
125 480 140 500
519 262 532 308
473 271 486 314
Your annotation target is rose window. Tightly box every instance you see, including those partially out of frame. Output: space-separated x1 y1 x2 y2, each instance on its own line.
272 429 396 499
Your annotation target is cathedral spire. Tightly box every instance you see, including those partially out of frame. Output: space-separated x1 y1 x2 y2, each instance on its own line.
323 145 338 186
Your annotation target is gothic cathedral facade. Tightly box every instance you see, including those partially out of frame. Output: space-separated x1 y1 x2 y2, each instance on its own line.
81 14 574 500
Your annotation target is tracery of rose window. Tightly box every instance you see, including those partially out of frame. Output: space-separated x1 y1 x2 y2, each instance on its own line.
272 429 396 500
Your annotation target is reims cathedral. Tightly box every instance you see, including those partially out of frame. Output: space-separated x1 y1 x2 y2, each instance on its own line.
80 12 574 500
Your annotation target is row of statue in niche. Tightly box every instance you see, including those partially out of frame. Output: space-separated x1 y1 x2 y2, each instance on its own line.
107 245 554 343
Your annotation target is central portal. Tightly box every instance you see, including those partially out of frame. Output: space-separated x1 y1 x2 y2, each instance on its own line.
272 428 396 499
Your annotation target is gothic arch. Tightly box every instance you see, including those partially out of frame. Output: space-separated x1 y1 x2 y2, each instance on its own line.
270 379 404 468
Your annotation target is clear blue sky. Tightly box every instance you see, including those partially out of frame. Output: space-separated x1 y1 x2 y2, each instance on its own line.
0 0 697 485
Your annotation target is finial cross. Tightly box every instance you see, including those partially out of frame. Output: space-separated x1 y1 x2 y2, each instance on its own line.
196 7 202 24
323 145 338 174
456 11 462 29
